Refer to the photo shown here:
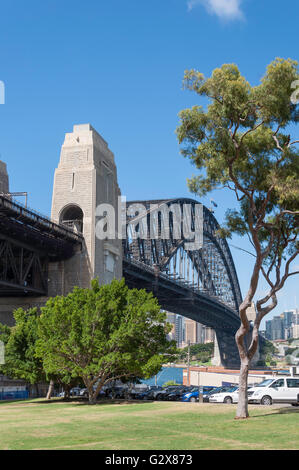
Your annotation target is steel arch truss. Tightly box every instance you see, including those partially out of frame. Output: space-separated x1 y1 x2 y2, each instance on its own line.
0 238 48 296
124 198 242 313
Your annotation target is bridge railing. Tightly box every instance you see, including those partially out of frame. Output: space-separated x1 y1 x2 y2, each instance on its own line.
0 195 83 244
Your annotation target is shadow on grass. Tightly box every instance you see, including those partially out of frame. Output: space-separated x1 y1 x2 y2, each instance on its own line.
22 397 156 407
251 405 299 418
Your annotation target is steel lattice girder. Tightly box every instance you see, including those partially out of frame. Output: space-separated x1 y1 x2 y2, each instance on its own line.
0 238 48 296
0 195 83 261
124 198 242 314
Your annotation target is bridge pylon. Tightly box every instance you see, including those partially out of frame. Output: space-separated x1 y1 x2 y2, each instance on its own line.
50 124 122 295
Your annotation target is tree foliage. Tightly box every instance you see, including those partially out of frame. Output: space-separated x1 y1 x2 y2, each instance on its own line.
37 279 177 403
177 342 214 363
0 308 45 385
177 58 299 418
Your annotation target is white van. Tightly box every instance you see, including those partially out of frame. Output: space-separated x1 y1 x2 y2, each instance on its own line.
248 376 299 406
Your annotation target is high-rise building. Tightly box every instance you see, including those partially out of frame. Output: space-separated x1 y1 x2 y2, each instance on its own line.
165 312 176 342
283 311 294 329
175 315 184 347
196 323 205 343
265 320 273 340
203 326 215 343
271 316 284 340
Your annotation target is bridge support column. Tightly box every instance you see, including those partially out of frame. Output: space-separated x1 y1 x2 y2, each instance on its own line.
212 329 241 369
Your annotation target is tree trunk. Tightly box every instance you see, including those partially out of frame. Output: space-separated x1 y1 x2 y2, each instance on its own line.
88 384 97 405
235 319 251 419
235 359 250 419
64 385 71 400
46 380 54 400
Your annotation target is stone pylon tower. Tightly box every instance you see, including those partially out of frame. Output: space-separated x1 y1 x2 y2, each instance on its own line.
51 124 122 295
0 160 9 194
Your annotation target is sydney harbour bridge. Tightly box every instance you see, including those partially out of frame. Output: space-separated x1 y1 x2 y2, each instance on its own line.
0 194 243 368
0 124 247 368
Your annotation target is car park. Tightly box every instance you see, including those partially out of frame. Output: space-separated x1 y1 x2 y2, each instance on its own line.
208 386 239 404
248 377 299 405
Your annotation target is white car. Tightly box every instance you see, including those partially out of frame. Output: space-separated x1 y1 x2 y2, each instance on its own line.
209 386 239 404
248 376 299 406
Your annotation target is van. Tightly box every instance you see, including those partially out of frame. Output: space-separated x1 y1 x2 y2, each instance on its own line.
248 377 299 406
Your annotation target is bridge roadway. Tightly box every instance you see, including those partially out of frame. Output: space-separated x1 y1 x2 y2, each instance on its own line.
123 258 241 332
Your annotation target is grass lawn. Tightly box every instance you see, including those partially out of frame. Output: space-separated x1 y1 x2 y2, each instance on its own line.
0 399 298 450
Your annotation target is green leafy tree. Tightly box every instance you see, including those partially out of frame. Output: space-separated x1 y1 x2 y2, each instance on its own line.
37 279 177 404
285 355 293 365
0 309 83 399
177 58 299 418
0 308 45 389
163 381 178 387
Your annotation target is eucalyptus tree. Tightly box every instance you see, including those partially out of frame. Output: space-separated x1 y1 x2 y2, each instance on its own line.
177 58 299 418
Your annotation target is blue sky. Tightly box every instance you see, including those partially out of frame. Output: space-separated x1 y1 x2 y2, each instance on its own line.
0 0 298 325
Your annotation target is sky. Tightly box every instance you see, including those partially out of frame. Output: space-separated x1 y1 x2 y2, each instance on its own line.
0 0 298 326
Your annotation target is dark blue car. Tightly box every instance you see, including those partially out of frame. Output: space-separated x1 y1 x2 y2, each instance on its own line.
182 386 215 402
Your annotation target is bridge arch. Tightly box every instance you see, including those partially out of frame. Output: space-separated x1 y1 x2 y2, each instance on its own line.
59 204 84 234
124 198 242 313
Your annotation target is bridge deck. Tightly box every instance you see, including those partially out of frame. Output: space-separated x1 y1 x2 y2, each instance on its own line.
0 196 83 296
0 195 83 260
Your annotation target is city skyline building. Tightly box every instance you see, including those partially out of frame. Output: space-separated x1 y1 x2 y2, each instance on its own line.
265 309 299 341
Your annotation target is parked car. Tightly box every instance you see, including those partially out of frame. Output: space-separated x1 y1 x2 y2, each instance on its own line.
143 387 164 400
208 386 239 404
202 386 233 403
106 386 129 399
129 386 149 400
248 376 299 406
182 386 215 402
70 387 82 397
156 386 182 401
79 387 106 399
167 386 194 401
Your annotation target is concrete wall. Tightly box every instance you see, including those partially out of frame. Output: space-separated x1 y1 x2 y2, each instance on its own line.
184 369 268 387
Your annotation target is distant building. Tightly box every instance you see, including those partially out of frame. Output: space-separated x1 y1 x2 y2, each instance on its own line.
165 312 176 342
293 324 299 340
196 323 205 343
175 315 184 347
184 319 197 345
264 309 299 341
203 326 215 344
164 312 215 348
271 316 284 340
246 302 256 322
265 320 273 340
